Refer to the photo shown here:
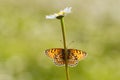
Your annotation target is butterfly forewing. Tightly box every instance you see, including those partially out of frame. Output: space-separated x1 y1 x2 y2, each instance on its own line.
69 49 87 60
45 48 63 58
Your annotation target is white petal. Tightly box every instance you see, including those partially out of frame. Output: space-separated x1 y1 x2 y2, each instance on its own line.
63 7 72 13
46 15 56 19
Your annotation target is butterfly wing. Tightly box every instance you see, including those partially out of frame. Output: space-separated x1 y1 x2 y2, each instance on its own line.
67 49 87 67
45 48 87 67
45 48 65 66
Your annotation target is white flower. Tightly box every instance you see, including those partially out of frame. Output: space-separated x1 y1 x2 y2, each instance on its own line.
46 7 72 19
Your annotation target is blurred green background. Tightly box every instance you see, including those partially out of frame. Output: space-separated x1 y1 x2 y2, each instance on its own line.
0 0 120 80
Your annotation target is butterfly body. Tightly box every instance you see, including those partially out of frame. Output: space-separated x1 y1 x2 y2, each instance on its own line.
45 48 87 67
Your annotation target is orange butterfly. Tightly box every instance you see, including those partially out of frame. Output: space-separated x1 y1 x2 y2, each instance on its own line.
45 48 87 67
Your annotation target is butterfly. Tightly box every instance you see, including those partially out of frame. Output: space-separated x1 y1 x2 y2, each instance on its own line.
45 48 87 67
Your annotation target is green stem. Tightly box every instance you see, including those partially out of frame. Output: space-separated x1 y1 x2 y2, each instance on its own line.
60 18 69 80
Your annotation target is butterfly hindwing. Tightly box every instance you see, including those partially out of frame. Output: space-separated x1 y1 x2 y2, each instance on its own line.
53 50 65 66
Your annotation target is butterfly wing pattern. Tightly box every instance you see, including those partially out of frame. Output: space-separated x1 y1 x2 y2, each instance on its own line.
45 48 65 66
67 49 87 67
45 48 87 67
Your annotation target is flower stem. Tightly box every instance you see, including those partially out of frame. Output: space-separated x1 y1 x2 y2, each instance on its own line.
60 18 69 80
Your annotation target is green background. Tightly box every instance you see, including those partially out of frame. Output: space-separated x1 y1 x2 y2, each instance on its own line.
0 0 120 80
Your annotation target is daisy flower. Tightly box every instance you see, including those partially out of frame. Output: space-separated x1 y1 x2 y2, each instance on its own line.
46 7 72 19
